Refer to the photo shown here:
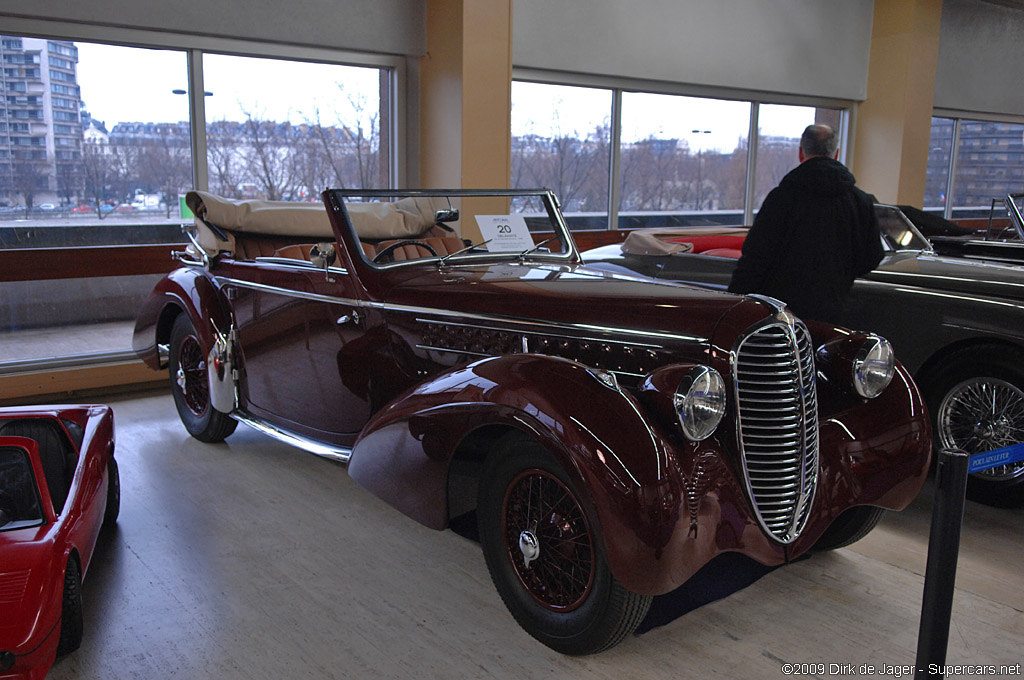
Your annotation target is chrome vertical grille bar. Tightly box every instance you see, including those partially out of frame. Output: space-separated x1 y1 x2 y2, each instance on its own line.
734 320 819 543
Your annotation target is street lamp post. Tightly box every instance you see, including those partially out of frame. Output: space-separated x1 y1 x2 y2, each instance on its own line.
692 129 711 211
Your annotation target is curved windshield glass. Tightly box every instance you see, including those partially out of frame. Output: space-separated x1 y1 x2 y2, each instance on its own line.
876 204 931 252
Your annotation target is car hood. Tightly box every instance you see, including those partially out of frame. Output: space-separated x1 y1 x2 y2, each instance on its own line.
872 251 1024 301
382 261 762 347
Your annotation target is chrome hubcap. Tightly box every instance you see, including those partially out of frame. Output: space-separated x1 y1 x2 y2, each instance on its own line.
518 530 540 568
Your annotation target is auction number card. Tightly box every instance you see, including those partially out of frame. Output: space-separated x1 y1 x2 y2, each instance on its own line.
474 215 534 252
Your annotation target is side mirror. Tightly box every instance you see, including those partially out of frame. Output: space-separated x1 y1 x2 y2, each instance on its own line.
309 243 337 282
435 208 460 224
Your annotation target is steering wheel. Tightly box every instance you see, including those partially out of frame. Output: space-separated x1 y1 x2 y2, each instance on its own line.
372 240 439 263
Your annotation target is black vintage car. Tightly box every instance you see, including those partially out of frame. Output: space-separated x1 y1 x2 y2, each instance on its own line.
924 194 1024 265
583 204 1024 506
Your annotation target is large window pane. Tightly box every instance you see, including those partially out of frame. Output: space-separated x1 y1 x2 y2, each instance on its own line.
511 82 611 229
1 38 190 366
754 104 842 211
0 39 191 241
924 117 954 214
203 54 390 199
619 93 750 228
951 119 1024 219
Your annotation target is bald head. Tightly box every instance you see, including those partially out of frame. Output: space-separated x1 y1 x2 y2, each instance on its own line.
799 124 839 160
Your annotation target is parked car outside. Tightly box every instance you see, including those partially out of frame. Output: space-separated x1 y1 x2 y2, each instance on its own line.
0 405 119 679
133 189 930 653
583 203 1024 506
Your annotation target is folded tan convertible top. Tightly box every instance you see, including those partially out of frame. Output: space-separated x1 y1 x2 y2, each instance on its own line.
186 190 446 256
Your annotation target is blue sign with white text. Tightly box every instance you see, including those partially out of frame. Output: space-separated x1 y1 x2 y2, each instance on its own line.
969 442 1024 474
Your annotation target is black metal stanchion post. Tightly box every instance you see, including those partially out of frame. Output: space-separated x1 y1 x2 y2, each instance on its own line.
914 449 970 680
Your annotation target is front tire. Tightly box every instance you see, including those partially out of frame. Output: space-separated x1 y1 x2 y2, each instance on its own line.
923 347 1024 507
169 314 237 443
812 506 885 551
477 434 651 655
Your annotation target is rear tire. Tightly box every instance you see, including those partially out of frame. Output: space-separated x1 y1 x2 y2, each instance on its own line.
103 457 120 527
922 347 1024 507
169 314 237 443
56 557 83 656
477 434 651 654
812 506 885 551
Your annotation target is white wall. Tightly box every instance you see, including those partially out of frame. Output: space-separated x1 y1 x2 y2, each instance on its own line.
0 0 425 56
935 0 1024 116
512 0 875 101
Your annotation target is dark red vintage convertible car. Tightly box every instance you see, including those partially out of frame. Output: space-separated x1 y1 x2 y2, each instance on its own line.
0 405 118 679
133 189 930 654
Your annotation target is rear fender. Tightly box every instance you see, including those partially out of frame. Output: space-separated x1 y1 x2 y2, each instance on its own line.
132 268 237 411
348 354 682 587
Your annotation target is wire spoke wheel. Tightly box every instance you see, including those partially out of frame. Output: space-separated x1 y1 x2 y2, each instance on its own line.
501 468 595 612
176 332 209 417
938 377 1024 482
168 314 237 443
478 434 651 654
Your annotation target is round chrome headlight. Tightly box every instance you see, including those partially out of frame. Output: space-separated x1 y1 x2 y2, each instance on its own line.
673 366 727 441
852 336 895 399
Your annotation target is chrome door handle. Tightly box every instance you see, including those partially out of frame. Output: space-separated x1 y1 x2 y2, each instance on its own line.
336 311 362 326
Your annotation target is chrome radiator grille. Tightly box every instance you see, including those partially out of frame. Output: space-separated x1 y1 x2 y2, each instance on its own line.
734 321 819 543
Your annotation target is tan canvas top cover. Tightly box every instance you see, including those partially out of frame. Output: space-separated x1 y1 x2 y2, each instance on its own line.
185 190 445 256
620 226 749 256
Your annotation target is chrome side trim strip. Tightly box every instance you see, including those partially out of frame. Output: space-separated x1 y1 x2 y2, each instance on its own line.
214 277 705 345
216 277 356 306
232 411 352 463
415 317 665 349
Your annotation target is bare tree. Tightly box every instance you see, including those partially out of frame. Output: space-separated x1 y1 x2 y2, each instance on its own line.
11 156 49 218
239 107 293 200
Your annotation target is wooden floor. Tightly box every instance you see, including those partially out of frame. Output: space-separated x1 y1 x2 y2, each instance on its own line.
48 390 1023 679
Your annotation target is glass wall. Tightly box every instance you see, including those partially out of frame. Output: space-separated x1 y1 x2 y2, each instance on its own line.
619 93 750 228
0 33 395 368
510 81 611 228
925 116 1024 219
510 79 849 230
203 54 390 200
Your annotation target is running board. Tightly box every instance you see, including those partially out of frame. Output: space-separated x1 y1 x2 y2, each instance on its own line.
232 412 352 464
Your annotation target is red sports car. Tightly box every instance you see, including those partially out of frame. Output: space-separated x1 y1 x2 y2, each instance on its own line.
0 405 118 679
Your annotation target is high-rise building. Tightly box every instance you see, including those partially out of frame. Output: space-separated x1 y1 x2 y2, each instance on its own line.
0 35 83 207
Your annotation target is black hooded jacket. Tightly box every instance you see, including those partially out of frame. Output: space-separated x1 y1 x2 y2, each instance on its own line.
728 156 883 323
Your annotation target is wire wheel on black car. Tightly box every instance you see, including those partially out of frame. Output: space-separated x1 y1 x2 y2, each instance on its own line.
924 346 1024 507
477 434 651 654
169 315 237 443
56 557 84 656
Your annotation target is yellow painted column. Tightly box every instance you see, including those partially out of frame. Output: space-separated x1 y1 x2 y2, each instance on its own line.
420 0 513 240
852 0 943 206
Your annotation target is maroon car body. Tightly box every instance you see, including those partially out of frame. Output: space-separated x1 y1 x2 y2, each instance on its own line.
0 405 118 679
133 188 930 654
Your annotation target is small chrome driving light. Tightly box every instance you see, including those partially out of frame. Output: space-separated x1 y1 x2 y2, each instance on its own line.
852 335 895 399
674 366 727 441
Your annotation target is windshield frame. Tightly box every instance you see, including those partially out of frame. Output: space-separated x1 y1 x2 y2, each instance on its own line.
326 188 581 270
876 204 933 253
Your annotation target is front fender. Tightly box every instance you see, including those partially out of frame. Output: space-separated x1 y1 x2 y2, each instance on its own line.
348 354 685 592
132 267 232 370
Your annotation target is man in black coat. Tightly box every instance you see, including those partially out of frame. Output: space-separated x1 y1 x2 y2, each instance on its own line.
728 125 883 323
